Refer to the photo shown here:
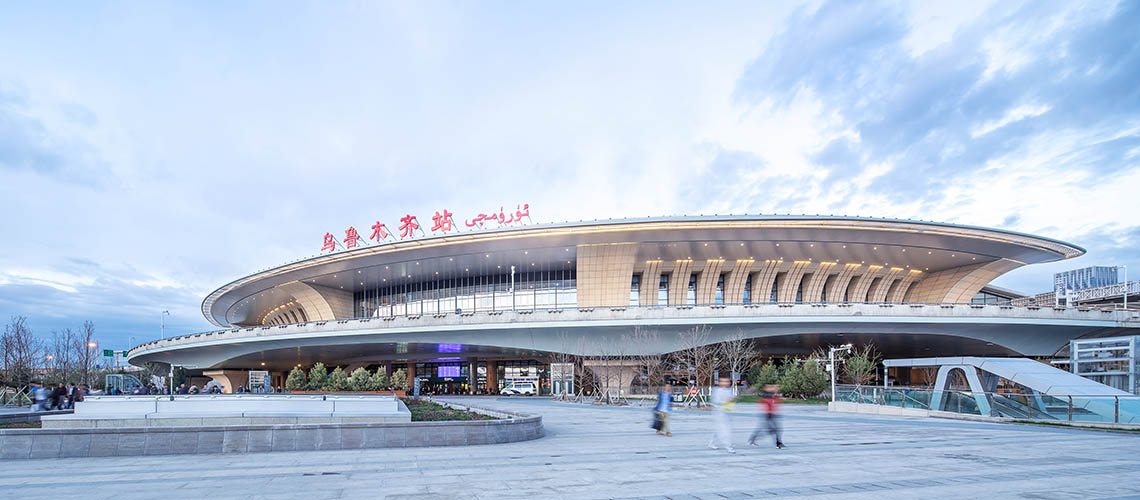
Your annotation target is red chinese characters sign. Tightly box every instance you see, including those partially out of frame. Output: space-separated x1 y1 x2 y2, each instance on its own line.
320 203 531 253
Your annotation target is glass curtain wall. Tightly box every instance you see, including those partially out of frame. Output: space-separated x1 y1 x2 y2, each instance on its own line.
354 268 577 318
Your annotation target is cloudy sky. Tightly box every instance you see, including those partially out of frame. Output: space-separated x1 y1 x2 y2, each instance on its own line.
2 1 1138 349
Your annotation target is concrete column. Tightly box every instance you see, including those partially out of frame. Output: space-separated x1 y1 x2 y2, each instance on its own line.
869 267 905 303
639 260 662 306
777 261 814 303
849 265 886 303
887 269 923 303
668 260 693 305
468 359 477 395
406 362 415 391
750 259 783 304
695 259 725 305
826 264 862 302
723 259 754 305
487 360 498 393
802 262 836 303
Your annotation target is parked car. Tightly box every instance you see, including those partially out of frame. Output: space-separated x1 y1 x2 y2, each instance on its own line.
500 382 537 396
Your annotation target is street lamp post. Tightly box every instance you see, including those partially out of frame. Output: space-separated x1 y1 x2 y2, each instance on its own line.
84 341 97 386
829 343 853 402
510 265 516 311
160 310 170 341
126 336 136 368
1123 265 1128 310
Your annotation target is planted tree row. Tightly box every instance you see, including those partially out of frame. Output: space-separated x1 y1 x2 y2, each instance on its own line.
284 362 409 392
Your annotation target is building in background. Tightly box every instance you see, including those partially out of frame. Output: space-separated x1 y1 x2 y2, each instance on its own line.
970 284 1026 305
1055 266 1119 292
1069 335 1140 394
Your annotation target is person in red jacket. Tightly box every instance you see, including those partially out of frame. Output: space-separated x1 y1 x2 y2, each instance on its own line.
749 383 786 449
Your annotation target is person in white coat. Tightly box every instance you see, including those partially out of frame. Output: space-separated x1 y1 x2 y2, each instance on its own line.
708 376 736 453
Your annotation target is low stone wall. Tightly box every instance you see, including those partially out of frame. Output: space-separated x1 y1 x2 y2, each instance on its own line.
0 409 71 425
0 409 542 459
828 401 934 417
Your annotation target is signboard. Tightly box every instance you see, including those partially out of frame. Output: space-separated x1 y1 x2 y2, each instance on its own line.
248 370 269 392
102 349 114 357
551 363 574 395
320 203 532 253
413 376 421 397
418 377 467 383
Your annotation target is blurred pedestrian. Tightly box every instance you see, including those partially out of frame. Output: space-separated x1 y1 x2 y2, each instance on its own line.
654 383 673 437
50 383 66 410
749 383 786 449
708 376 736 453
71 384 85 406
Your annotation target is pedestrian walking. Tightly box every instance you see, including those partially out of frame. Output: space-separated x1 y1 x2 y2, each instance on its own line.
653 383 673 437
749 383 786 449
708 376 736 453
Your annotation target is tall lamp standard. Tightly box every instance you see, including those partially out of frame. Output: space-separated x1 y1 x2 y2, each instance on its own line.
125 336 136 369
829 343 853 402
1123 265 1128 310
160 310 170 341
84 341 97 386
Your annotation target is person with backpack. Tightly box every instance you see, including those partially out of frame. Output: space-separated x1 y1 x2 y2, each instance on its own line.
749 383 786 449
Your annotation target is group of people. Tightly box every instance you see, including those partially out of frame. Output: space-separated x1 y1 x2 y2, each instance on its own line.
653 377 785 454
173 383 223 394
28 382 87 411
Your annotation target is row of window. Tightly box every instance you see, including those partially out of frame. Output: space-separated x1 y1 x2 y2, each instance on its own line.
628 271 863 306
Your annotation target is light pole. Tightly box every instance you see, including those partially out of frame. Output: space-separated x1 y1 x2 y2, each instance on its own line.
84 341 97 386
829 343 853 402
126 336 136 368
1123 265 1128 310
160 310 170 340
510 265 516 311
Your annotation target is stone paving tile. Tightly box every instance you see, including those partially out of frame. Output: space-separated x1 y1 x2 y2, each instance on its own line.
4 398 1140 499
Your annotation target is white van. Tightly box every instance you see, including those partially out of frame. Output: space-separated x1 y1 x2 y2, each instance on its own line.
500 382 537 396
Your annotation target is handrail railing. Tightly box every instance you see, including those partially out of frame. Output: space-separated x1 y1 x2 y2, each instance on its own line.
127 302 1138 356
835 384 1140 424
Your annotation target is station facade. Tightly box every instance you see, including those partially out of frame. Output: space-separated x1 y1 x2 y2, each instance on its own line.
127 215 1140 394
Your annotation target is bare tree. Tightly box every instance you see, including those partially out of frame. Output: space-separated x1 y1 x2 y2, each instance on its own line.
49 329 79 384
613 334 632 404
676 325 713 388
632 326 663 388
73 320 98 386
843 343 880 387
548 332 580 400
587 337 612 403
3 316 44 387
915 366 937 388
717 329 759 393
572 335 589 401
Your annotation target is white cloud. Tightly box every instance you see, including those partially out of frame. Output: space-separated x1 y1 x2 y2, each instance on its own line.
970 103 1052 137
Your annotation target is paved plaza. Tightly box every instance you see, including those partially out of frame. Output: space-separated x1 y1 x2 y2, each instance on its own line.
2 397 1140 500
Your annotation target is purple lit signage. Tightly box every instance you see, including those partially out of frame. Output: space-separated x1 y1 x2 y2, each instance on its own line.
438 343 462 353
437 365 461 378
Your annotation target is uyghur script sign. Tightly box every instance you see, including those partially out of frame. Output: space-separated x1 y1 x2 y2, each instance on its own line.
321 203 531 253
